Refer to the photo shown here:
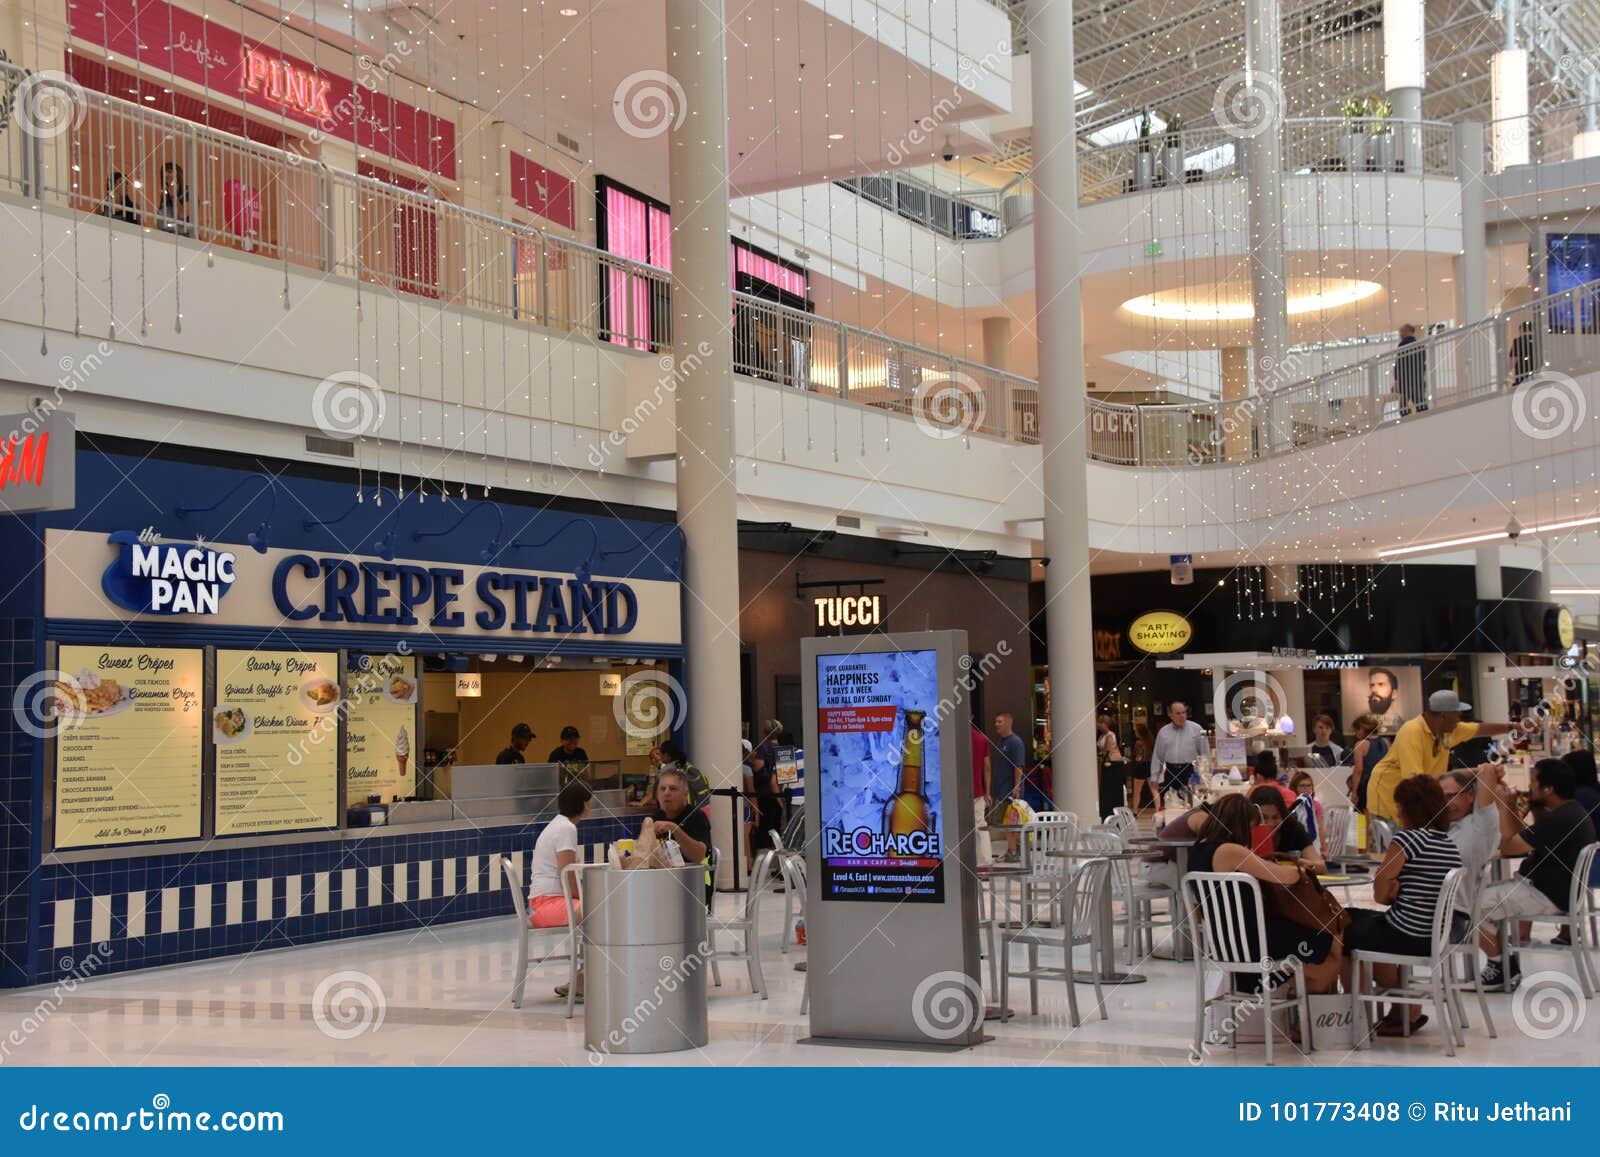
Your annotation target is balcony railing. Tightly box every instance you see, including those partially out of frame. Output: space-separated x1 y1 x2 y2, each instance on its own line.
1086 281 1600 466
1486 100 1600 174
2 60 1594 467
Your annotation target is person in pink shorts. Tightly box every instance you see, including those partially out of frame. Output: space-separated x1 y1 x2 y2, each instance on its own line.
529 781 591 1000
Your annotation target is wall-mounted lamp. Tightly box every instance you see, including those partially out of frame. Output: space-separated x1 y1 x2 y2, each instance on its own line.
413 500 505 564
175 472 277 554
509 518 600 582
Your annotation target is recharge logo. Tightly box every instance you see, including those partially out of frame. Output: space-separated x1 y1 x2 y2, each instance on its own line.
824 827 942 858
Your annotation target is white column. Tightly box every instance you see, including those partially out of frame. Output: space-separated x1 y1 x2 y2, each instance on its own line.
667 0 742 885
1244 0 1289 385
1383 0 1426 174
1221 347 1252 461
1028 0 1098 823
981 316 1012 372
1278 669 1307 740
1453 121 1488 326
1491 0 1529 172
1475 546 1510 725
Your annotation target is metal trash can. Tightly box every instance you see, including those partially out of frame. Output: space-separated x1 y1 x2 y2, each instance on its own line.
581 863 709 1055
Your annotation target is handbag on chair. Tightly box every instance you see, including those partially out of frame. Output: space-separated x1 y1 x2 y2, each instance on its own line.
1262 866 1349 936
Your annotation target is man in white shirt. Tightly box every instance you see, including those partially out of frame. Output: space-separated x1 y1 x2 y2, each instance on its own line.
1438 764 1504 913
1151 701 1209 808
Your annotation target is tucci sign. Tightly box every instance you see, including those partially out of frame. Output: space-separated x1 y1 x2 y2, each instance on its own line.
813 594 883 634
102 530 238 615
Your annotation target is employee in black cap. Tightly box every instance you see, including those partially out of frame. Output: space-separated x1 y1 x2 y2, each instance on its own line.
497 722 535 765
548 726 590 769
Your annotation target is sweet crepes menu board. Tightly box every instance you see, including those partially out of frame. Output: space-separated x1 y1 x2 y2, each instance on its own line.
52 645 205 849
213 649 341 836
343 653 419 803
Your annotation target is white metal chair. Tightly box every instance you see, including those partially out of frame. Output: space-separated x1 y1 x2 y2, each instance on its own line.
1367 816 1397 854
708 847 778 998
1081 826 1174 965
1350 867 1495 1056
769 830 804 953
501 855 582 1018
1321 804 1352 864
1106 807 1138 838
1000 856 1110 1026
1499 841 1600 997
1017 815 1079 926
1183 871 1312 1066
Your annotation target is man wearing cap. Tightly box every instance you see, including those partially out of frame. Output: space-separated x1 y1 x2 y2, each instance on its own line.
1366 691 1513 823
547 726 590 768
496 722 535 765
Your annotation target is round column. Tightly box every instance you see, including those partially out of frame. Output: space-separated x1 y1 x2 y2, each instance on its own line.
666 0 742 884
1244 0 1289 384
1474 546 1510 725
1027 0 1098 823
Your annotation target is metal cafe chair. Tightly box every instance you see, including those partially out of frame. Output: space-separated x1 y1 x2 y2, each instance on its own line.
1320 804 1353 865
501 855 582 1018
1497 841 1600 998
1350 868 1495 1056
1081 826 1174 965
771 832 807 955
1000 856 1110 1026
1183 871 1312 1066
1105 807 1138 838
1018 813 1078 924
708 847 779 999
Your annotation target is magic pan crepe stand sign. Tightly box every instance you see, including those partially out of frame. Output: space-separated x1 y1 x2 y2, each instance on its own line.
801 630 984 1050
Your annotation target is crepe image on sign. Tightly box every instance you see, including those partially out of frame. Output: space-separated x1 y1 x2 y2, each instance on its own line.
384 675 417 704
300 677 341 713
52 672 132 719
213 705 251 744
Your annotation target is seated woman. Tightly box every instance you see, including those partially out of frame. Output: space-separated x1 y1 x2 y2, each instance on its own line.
1247 785 1327 873
1343 774 1462 1036
529 780 591 999
1189 793 1342 994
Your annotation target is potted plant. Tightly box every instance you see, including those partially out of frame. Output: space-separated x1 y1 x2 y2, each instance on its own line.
1162 113 1185 185
1367 97 1396 171
1133 108 1155 190
1340 96 1369 172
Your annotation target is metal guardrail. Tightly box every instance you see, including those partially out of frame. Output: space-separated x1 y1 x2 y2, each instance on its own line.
1084 281 1600 467
1486 100 1600 174
1 61 1593 464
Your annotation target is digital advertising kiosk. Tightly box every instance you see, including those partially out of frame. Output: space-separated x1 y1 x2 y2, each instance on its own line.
801 630 984 1049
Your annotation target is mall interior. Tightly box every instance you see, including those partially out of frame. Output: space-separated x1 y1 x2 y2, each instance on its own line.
0 0 1598 1068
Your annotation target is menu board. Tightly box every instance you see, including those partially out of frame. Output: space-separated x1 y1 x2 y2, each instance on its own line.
344 653 419 803
815 648 944 903
213 649 340 836
52 645 204 849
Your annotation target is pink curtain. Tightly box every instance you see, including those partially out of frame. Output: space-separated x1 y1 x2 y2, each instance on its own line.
734 245 806 297
604 186 651 348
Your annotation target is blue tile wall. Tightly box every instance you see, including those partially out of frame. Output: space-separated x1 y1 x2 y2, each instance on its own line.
24 814 635 986
0 617 38 989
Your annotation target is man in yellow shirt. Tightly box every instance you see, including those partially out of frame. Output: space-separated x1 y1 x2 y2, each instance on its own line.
1366 690 1512 822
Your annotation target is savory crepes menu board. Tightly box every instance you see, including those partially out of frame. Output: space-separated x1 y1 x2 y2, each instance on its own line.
52 645 205 849
343 654 419 803
213 649 341 836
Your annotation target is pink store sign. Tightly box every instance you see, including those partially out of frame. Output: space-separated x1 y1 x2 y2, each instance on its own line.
66 0 457 179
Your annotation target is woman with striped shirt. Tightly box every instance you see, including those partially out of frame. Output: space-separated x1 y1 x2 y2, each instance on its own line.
1344 774 1462 1036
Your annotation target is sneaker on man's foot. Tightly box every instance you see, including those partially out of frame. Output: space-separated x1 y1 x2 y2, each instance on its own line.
1481 958 1522 989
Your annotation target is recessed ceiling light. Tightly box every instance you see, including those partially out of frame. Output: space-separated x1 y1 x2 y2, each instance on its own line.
827 132 844 140
1121 278 1383 321
559 6 578 14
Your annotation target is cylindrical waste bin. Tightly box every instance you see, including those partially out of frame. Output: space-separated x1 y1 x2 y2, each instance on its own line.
581 863 709 1055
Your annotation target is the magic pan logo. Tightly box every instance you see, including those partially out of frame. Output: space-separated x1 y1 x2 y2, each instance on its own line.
824 827 941 858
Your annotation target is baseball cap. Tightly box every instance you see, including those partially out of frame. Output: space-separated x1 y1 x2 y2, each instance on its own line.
1427 690 1471 714
560 725 580 740
511 722 535 740
741 739 754 755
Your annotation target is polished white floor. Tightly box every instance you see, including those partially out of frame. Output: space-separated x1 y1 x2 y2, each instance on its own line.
2 871 1595 1067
